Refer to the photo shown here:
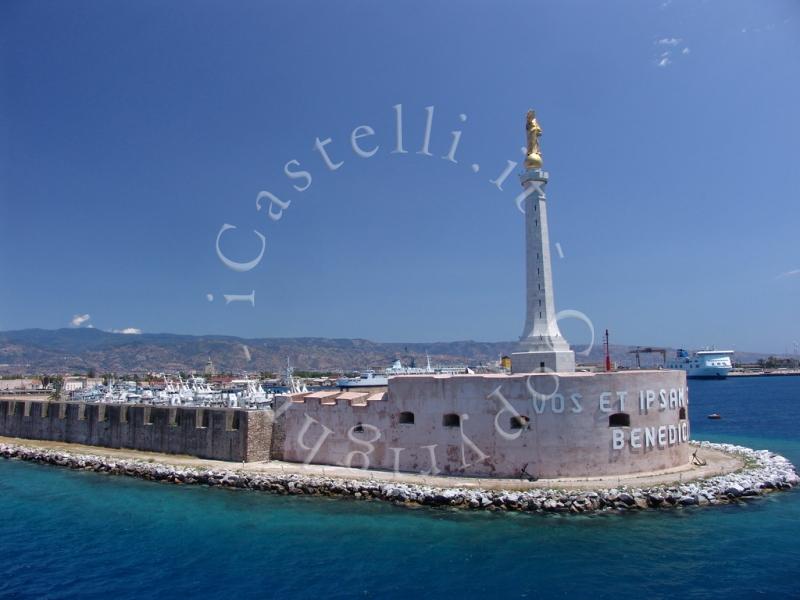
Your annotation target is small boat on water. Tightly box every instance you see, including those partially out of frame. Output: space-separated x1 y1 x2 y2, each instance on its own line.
707 413 722 420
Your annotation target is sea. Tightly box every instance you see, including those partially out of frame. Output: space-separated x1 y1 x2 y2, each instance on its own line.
0 376 798 599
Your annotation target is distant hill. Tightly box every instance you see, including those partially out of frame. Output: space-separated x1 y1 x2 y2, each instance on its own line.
0 328 516 374
0 328 782 375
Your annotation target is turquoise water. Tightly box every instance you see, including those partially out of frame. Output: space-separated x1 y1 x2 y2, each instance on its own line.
1 377 799 599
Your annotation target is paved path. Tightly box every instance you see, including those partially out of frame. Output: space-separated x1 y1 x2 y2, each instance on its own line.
0 435 743 491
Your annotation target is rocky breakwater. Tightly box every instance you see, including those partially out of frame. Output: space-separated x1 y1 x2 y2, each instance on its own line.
0 441 796 514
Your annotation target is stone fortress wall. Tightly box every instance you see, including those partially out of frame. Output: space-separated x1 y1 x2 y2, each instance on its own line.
272 370 691 479
0 370 692 478
0 399 273 462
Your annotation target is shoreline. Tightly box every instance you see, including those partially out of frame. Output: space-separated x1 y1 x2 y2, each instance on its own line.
728 371 800 378
0 437 796 513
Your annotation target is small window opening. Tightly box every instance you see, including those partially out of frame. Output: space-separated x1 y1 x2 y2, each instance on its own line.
510 415 530 430
353 422 365 433
399 411 415 424
609 412 630 427
442 413 460 428
201 410 210 428
679 407 686 420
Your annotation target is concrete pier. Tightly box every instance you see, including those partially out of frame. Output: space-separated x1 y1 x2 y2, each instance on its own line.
2 437 796 514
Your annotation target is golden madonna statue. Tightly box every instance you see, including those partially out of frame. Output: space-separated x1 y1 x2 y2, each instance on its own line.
525 109 543 169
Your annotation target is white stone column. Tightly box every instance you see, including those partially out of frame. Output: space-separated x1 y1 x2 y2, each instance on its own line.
512 168 575 373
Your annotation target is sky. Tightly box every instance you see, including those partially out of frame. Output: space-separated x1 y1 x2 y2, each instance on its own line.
1 0 798 354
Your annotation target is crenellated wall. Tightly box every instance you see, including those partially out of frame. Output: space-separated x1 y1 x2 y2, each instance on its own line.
0 400 273 462
272 370 691 479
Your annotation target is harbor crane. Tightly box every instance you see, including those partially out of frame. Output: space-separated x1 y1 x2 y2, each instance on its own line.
629 347 667 369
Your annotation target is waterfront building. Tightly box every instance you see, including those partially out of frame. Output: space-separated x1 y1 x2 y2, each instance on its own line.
0 378 43 391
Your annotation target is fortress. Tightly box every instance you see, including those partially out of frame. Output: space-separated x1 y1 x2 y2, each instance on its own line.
269 111 690 478
0 400 272 462
0 112 690 479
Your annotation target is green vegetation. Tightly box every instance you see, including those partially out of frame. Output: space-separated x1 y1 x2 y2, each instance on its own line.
293 370 338 378
757 356 800 369
41 375 63 399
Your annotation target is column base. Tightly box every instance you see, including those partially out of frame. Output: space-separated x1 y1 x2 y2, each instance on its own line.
511 350 576 374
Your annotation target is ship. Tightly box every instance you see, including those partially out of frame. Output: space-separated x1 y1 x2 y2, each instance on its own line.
336 370 389 388
336 356 472 388
385 356 469 376
666 349 734 379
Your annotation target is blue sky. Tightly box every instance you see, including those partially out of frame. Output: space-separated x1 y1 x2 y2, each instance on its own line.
1 0 798 353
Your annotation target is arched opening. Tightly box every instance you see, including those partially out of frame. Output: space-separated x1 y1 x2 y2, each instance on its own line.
679 407 686 420
510 415 530 430
609 412 630 427
442 413 460 428
399 411 415 424
353 422 365 433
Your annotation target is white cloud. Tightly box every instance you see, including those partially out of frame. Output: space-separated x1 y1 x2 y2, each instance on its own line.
111 327 142 335
653 38 690 69
777 269 800 279
70 313 91 327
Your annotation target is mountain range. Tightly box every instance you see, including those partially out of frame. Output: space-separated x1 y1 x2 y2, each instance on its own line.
0 328 779 375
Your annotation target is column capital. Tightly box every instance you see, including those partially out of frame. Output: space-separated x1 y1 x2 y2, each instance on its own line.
520 168 549 185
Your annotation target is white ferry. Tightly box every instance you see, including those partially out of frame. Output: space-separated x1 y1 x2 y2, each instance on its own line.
666 349 734 379
386 356 471 376
337 357 472 389
336 370 389 388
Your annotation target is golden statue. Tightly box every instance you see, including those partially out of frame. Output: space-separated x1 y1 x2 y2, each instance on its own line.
525 109 543 169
